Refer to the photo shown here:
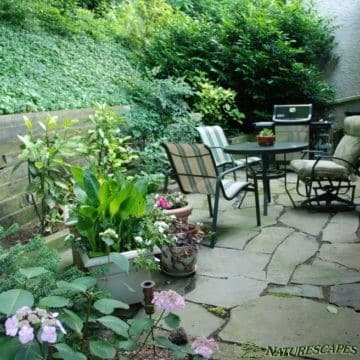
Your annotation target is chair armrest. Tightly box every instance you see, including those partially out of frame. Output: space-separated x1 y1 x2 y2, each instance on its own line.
218 164 247 179
310 155 360 178
300 149 327 159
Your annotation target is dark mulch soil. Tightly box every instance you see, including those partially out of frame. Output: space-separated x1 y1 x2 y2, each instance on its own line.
1 220 66 249
125 344 190 360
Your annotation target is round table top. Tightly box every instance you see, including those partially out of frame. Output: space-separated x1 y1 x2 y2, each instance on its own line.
224 141 308 155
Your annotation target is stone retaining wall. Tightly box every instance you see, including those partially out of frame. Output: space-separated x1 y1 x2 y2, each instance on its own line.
0 106 129 226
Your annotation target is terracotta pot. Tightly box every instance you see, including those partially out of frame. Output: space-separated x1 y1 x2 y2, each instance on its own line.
161 244 198 277
163 203 193 223
256 135 276 146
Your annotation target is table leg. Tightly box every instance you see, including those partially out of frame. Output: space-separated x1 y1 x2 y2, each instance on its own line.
261 154 270 216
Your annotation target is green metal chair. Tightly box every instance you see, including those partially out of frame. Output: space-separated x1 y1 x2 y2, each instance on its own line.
162 142 261 247
288 116 360 210
196 125 260 173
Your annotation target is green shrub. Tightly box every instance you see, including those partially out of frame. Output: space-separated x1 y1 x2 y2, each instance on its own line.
0 24 132 114
191 73 244 131
120 73 194 143
143 0 336 127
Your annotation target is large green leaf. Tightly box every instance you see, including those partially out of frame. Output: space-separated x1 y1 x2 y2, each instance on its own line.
97 315 129 338
128 318 154 336
83 168 100 207
154 336 187 359
0 337 22 360
72 276 97 290
71 166 84 188
39 296 69 308
98 182 110 207
164 312 181 329
109 253 129 272
14 345 43 360
0 289 34 315
117 339 139 352
56 281 87 293
61 309 83 334
94 298 129 314
89 340 116 359
19 267 49 279
54 343 87 360
79 205 97 220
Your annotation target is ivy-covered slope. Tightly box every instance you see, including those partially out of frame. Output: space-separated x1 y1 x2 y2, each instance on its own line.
0 24 136 114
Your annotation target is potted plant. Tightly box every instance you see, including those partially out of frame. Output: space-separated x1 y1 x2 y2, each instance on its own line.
257 128 276 146
160 221 210 278
154 191 193 223
67 165 160 304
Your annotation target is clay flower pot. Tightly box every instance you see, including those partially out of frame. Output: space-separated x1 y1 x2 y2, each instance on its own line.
256 135 276 146
161 244 198 277
164 203 193 223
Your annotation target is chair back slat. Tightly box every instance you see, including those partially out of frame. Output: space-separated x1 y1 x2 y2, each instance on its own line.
333 116 360 170
196 126 233 166
163 143 218 195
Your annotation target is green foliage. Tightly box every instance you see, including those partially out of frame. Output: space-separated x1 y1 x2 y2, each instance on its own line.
259 128 274 136
70 166 148 254
0 223 19 241
121 73 194 143
191 73 244 131
0 24 131 114
143 0 336 125
0 236 59 300
83 104 138 174
15 115 78 232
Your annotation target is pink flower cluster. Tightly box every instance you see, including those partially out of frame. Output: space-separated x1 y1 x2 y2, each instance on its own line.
152 290 185 312
155 196 173 209
5 306 66 344
191 337 219 359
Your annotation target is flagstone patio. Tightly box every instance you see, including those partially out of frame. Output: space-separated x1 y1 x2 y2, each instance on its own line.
149 173 360 359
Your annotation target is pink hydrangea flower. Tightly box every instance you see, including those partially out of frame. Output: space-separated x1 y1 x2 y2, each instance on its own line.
152 290 185 312
18 325 34 344
155 197 172 209
40 325 57 343
5 316 19 336
191 338 219 359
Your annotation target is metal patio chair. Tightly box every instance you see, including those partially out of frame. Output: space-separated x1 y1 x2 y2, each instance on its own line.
162 142 261 247
288 116 360 210
196 125 261 175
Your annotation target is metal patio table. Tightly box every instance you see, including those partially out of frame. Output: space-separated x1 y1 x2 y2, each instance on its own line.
224 141 308 215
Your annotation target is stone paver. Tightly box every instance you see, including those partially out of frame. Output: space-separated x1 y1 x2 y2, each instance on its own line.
330 283 360 311
197 247 269 280
266 232 318 285
147 184 360 357
185 275 267 308
215 228 260 250
279 208 329 236
322 212 359 243
245 226 294 254
292 259 360 286
319 243 360 271
219 296 360 351
136 301 224 338
268 284 324 299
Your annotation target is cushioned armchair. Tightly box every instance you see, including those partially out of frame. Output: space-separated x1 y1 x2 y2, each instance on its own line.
162 142 261 247
288 116 360 210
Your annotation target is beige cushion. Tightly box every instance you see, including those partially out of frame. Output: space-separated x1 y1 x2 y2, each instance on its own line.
344 116 360 137
333 135 360 169
290 159 349 180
